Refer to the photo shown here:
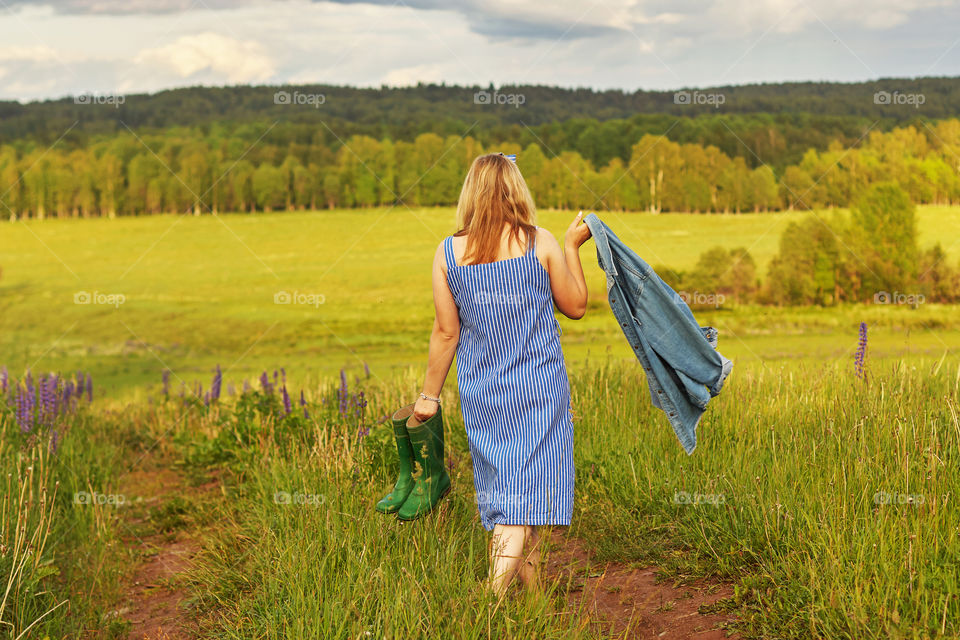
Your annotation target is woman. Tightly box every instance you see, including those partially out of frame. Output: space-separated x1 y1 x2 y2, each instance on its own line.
413 152 592 597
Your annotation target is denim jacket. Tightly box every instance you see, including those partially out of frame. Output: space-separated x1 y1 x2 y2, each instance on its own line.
582 213 733 454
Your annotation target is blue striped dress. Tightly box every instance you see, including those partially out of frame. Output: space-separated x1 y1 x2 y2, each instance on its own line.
443 229 575 531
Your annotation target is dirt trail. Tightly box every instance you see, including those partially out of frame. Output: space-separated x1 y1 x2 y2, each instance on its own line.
108 457 738 640
111 459 217 640
543 529 741 639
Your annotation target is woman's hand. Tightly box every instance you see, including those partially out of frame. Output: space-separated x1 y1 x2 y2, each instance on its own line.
564 211 593 249
413 395 439 422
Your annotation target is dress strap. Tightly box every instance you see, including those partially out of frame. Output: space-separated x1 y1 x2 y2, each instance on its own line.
443 235 457 268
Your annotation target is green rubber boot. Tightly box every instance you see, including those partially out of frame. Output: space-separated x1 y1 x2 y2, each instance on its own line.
397 405 451 521
375 403 417 514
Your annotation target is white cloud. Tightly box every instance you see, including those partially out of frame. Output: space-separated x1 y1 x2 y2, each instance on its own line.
380 64 447 87
0 0 957 102
133 32 274 83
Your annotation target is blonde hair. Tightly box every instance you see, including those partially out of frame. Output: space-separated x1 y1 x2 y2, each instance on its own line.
454 153 537 265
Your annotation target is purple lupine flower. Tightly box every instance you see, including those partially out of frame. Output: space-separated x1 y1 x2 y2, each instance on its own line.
854 322 868 379
162 369 170 398
62 381 74 413
85 373 92 402
358 425 370 438
363 362 370 378
281 385 292 415
242 379 250 394
259 371 272 395
75 370 83 394
17 383 34 433
300 390 309 419
210 365 222 402
338 369 348 419
49 429 60 454
1 366 7 393
39 375 55 426
354 390 367 418
203 390 210 407
280 368 286 385
50 374 61 417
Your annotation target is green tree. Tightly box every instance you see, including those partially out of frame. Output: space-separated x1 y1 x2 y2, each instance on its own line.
847 182 918 300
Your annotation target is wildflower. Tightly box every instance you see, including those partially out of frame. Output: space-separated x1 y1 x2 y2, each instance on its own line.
259 371 272 395
1 365 7 393
854 322 868 379
41 374 57 426
281 385 292 416
210 365 222 402
300 390 310 419
61 381 74 413
355 390 367 418
49 429 60 454
363 362 370 378
162 369 170 398
338 369 348 419
85 373 93 402
17 383 34 433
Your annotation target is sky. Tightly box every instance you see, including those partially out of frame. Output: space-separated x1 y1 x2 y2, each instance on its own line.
0 0 959 102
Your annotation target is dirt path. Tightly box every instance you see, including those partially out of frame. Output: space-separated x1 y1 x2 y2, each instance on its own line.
543 529 741 639
110 458 218 640
107 455 738 639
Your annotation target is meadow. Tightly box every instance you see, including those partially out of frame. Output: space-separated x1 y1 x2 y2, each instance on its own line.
2 207 960 639
2 205 960 396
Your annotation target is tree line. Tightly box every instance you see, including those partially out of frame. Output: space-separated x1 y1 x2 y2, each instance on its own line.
4 119 960 219
5 77 960 147
661 183 960 306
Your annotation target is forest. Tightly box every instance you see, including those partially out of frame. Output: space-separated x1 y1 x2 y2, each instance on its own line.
2 119 960 218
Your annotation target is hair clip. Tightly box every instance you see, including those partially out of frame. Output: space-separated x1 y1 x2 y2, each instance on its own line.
498 152 517 163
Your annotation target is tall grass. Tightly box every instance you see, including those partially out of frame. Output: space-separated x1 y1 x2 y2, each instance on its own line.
138 367 597 639
1 372 134 639
572 355 960 639
7 350 957 638
126 351 960 639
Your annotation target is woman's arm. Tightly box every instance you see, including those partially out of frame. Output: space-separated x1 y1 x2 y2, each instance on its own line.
541 211 592 319
413 241 461 421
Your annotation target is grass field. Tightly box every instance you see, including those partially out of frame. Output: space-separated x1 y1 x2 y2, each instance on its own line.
2 206 959 398
2 207 960 639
